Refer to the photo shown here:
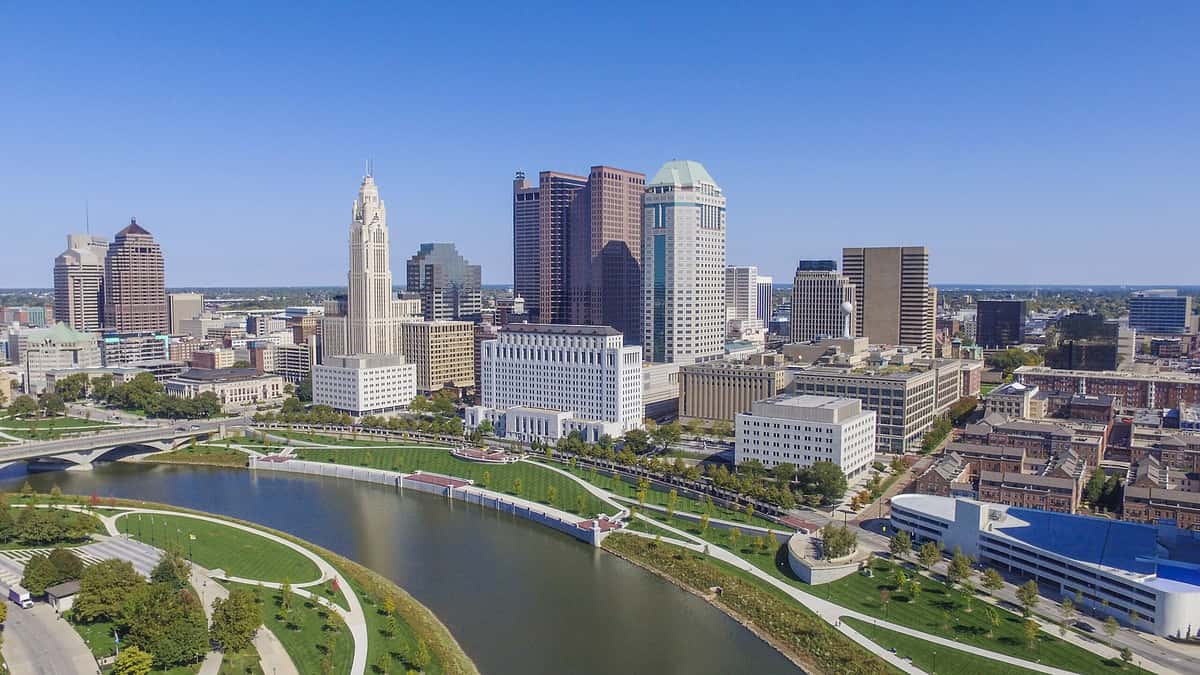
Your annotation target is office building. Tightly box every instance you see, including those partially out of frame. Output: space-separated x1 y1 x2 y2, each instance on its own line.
643 160 726 364
977 449 1088 514
756 275 774 326
791 260 855 342
179 314 224 341
406 243 482 322
891 494 1200 637
842 246 932 351
274 337 317 384
512 170 587 324
103 219 168 332
398 320 474 395
99 331 170 367
190 348 235 370
976 299 1027 348
53 234 108 331
678 361 788 424
1043 314 1126 371
168 335 210 365
735 394 877 477
313 354 417 417
8 323 103 394
165 368 284 407
468 324 643 443
1129 289 1192 335
726 266 760 330
167 293 204 335
983 382 1044 419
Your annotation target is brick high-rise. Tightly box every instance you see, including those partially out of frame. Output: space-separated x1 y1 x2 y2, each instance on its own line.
104 219 168 332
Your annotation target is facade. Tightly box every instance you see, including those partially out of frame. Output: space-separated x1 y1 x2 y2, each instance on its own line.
405 243 482 322
983 382 1042 419
1129 289 1192 335
841 246 932 352
334 173 408 357
678 360 788 424
313 354 417 417
190 348 235 370
891 494 1200 637
398 320 474 395
511 170 587 324
7 323 102 394
1016 366 1200 409
99 331 170 367
964 414 1108 465
53 234 108 331
913 452 973 497
977 449 1087 514
976 299 1027 348
274 337 317 384
567 166 646 342
725 266 760 332
103 219 168 332
791 261 855 342
735 394 877 477
756 275 773 326
470 324 643 442
167 293 204 335
643 160 726 364
165 368 284 407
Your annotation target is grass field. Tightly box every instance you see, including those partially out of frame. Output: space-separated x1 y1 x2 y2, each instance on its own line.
822 557 1151 675
631 510 787 554
270 431 411 447
0 416 117 430
146 444 250 467
72 617 117 659
218 643 264 675
292 447 612 517
117 514 321 583
843 617 1045 675
548 460 779 527
227 581 353 675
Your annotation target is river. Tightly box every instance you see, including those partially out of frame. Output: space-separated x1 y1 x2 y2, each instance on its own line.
1 462 798 675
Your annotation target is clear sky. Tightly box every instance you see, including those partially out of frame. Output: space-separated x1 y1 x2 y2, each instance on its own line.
2 3 1197 288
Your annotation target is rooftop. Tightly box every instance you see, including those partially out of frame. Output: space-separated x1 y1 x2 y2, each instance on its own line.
648 160 719 189
502 323 621 337
174 368 269 382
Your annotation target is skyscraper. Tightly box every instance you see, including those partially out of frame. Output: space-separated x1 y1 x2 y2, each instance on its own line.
842 246 932 352
643 160 726 364
725 266 759 326
1128 289 1192 335
53 234 108 331
104 219 168 332
511 172 542 322
511 171 588 324
567 166 646 342
791 260 855 342
405 243 482 322
977 299 1027 348
756 275 774 326
168 292 204 335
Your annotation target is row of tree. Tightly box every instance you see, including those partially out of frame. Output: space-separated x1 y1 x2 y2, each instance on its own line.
0 501 98 546
52 372 222 419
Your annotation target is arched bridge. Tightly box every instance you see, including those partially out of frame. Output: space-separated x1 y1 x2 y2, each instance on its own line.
0 420 229 470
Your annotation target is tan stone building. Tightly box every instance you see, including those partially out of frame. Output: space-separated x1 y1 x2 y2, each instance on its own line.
841 246 932 352
165 368 284 408
400 320 474 395
679 361 788 424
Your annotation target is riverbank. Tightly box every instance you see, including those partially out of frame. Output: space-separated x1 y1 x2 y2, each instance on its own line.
94 495 480 675
603 533 896 675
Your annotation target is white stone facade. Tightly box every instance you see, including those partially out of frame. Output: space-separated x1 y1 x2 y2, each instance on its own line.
643 160 726 364
472 324 643 441
736 394 876 478
312 354 417 418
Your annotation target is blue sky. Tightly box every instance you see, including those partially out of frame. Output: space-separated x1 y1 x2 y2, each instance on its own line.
2 3 1197 288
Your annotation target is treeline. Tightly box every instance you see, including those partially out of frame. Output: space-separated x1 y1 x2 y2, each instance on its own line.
253 394 466 436
53 372 222 419
1 494 100 546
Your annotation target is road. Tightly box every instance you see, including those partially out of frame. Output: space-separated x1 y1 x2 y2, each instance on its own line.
0 601 100 674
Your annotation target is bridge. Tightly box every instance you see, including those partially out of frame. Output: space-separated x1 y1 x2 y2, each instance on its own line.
0 419 233 470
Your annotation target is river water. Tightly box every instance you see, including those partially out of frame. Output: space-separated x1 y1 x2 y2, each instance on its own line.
1 462 797 675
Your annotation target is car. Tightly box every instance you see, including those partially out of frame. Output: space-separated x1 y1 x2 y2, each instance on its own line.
176 426 187 432
1073 621 1096 633
190 425 200 430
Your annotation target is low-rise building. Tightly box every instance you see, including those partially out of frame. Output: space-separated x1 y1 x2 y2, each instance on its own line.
735 394 876 477
1015 365 1200 409
399 320 474 396
678 360 788 424
913 451 973 497
890 494 1200 637
7 323 102 394
977 449 1087 514
964 414 1108 465
312 354 417 418
984 382 1044 419
190 348 235 370
274 337 317 384
1122 456 1200 531
165 368 284 407
99 331 170 367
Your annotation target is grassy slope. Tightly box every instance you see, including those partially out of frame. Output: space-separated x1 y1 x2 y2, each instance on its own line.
844 617 1045 675
144 444 250 468
227 581 353 675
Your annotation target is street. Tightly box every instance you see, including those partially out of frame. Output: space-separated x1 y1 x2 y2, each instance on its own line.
0 601 99 674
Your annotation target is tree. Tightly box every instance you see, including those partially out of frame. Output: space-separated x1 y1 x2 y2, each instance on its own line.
729 528 742 551
113 645 154 675
411 638 431 671
772 462 797 484
917 541 942 571
1104 616 1119 638
8 395 38 418
231 360 251 369
699 513 710 536
623 429 649 454
120 582 209 667
889 531 912 561
651 422 681 452
820 523 857 559
982 568 1004 595
210 588 259 652
1059 597 1076 623
905 579 921 602
892 568 908 594
21 553 59 595
806 461 848 504
1119 646 1133 664
0 600 6 624
48 547 85 582
40 392 66 416
961 579 976 612
296 376 313 402
947 547 974 587
1023 618 1040 648
477 419 494 437
1016 579 1041 617
74 559 146 623
985 606 1000 638
1084 467 1107 505
150 546 191 590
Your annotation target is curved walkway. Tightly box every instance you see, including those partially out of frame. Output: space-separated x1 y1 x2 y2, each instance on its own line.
100 507 368 675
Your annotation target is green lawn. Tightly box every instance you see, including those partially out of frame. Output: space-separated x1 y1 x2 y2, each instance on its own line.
843 617 1046 675
549 461 779 527
632 510 787 554
226 582 353 675
822 557 1152 675
218 641 265 675
270 431 412 447
117 514 321 583
292 447 612 517
147 444 250 467
72 617 117 659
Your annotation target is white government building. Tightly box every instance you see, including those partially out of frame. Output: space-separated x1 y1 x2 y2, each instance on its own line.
735 394 877 478
312 354 417 418
891 494 1200 638
466 324 643 443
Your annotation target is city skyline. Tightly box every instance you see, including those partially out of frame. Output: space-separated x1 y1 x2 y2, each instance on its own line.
3 4 1198 288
